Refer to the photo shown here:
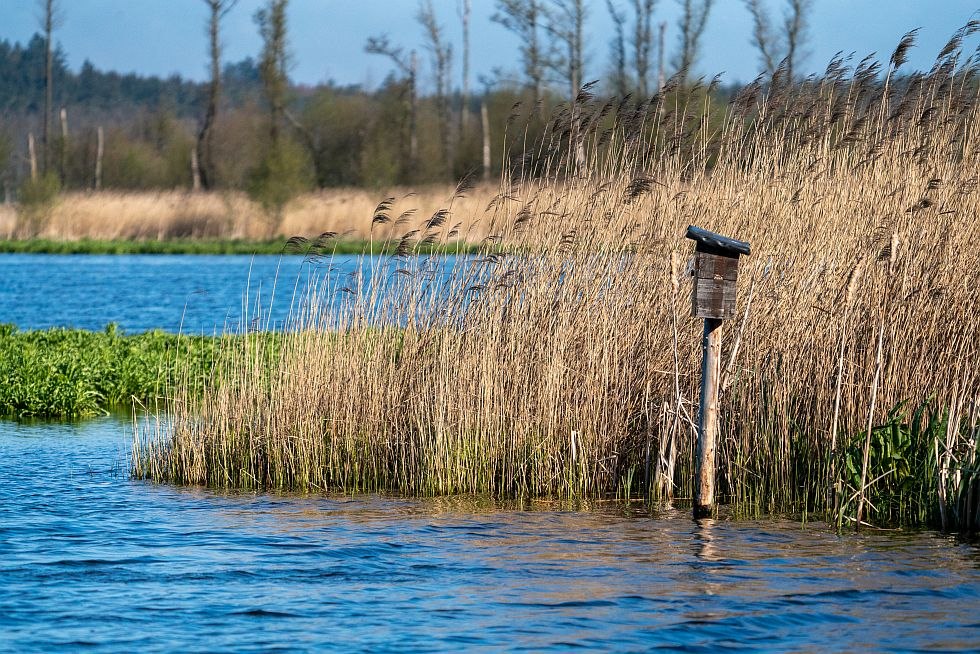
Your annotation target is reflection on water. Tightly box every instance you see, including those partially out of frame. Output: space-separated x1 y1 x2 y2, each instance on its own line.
1 416 978 651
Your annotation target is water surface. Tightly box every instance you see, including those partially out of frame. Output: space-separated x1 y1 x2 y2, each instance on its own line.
0 253 466 333
1 418 978 652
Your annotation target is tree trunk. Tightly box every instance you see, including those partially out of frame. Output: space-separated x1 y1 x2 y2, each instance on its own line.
197 0 223 190
28 133 38 182
42 0 54 176
409 50 419 172
95 126 104 190
657 21 666 92
460 0 471 133
481 100 491 182
191 147 201 191
59 107 68 185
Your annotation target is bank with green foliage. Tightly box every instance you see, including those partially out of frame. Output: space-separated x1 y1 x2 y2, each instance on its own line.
0 325 246 419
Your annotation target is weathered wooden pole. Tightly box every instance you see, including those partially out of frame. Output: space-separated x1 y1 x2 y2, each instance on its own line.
685 225 750 519
696 316 722 516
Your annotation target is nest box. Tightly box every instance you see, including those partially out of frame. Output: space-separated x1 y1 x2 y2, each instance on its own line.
685 225 751 320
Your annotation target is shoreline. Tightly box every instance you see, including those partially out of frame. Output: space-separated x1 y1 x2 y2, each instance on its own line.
0 237 482 256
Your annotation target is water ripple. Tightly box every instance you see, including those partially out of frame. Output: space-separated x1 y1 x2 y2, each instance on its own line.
1 416 978 652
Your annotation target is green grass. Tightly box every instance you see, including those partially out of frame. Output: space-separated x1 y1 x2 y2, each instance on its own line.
0 238 483 256
0 324 259 419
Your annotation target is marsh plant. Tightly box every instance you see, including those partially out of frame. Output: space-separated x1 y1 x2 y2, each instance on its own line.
136 26 980 533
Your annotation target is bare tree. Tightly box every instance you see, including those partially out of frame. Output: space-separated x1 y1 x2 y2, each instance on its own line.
491 0 549 117
197 0 238 191
606 0 658 97
632 0 657 97
606 0 630 96
365 35 419 172
782 0 810 82
458 0 471 132
744 0 813 81
546 0 587 102
543 0 588 171
673 0 713 82
255 0 289 148
38 0 62 176
657 20 666 91
418 0 454 177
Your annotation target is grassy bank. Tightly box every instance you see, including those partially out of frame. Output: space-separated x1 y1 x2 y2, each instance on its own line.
136 34 980 533
0 237 481 256
0 325 257 419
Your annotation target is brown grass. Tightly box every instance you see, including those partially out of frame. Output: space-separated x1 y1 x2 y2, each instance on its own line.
0 185 498 242
136 31 980 532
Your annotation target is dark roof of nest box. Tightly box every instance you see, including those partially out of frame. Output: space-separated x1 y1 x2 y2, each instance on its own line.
685 225 751 257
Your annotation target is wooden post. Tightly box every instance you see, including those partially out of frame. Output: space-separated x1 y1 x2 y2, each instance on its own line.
685 225 750 519
695 317 723 517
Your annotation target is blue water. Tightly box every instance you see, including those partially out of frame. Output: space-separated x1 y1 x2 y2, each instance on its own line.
1 417 978 652
0 253 469 334
3 254 980 650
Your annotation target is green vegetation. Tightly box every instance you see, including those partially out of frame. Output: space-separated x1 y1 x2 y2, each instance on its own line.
14 172 61 237
0 324 231 419
835 400 952 530
0 238 481 256
18 172 61 208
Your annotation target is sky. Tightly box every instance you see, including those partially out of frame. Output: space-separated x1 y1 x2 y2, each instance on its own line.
1 1 978 91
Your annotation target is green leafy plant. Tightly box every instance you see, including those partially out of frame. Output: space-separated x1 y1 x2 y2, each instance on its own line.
837 400 946 529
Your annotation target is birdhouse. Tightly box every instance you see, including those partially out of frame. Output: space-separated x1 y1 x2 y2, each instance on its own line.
685 225 751 320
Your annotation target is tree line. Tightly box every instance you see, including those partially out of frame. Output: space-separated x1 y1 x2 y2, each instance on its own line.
0 0 817 209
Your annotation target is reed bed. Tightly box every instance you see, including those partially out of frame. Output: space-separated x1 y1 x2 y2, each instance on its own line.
0 185 495 243
136 29 980 533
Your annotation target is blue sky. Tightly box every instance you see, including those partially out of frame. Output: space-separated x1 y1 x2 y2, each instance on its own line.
1 1 978 90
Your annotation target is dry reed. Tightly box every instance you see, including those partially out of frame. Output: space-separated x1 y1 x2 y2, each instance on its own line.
136 29 980 532
0 185 496 242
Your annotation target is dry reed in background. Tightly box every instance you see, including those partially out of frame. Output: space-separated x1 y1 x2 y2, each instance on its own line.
0 186 496 242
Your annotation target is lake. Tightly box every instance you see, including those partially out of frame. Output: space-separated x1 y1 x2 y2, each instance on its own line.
1 417 978 651
0 253 470 334
2 253 979 650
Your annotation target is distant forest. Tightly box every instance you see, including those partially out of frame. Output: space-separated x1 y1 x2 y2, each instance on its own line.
0 35 221 117
0 0 851 204
0 27 569 197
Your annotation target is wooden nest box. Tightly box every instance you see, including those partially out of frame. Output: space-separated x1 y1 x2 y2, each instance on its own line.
685 225 751 320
